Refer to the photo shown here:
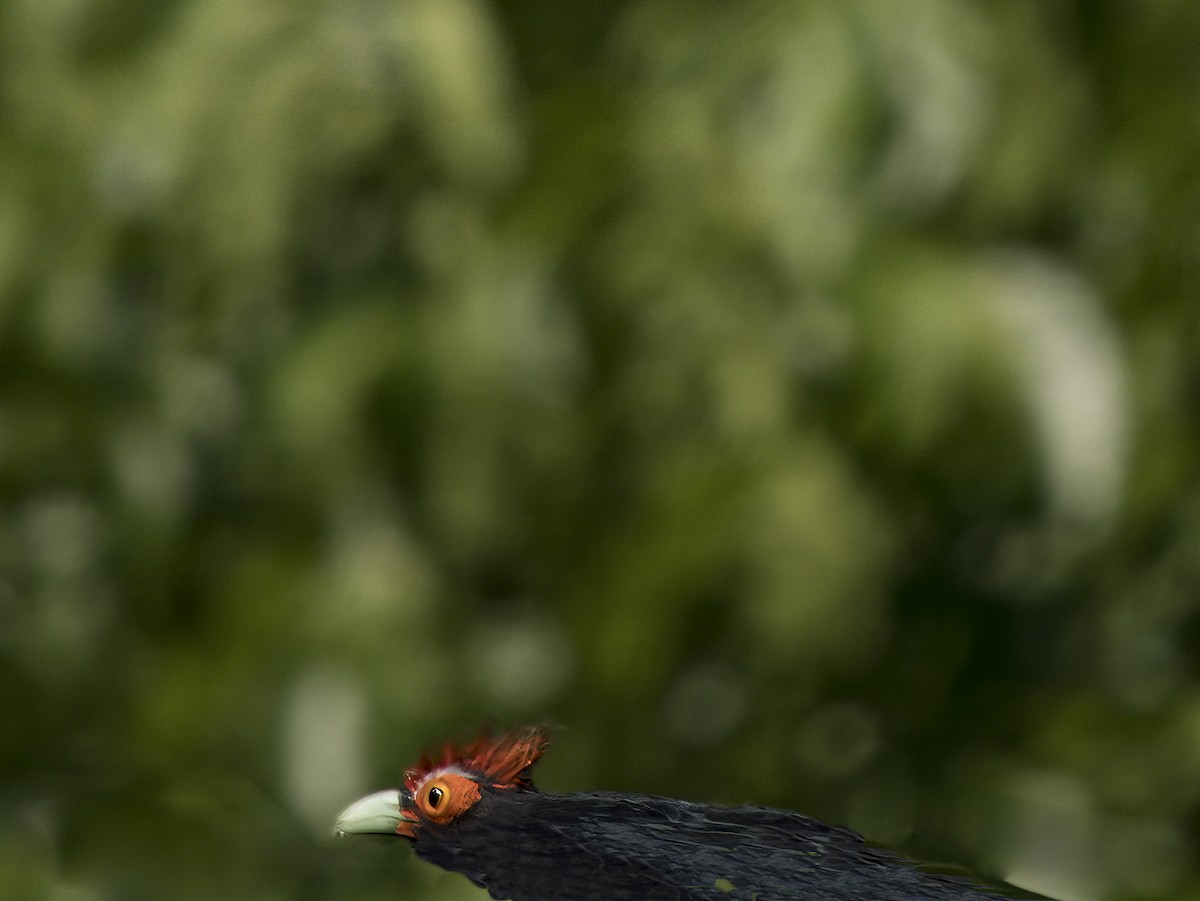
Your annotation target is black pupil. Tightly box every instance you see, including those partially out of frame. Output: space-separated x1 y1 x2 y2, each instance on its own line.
427 786 444 809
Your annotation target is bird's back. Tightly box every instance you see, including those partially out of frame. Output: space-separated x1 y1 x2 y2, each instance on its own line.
415 790 1026 901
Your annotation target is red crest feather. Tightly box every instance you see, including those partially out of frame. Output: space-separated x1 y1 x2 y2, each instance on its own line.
404 726 550 793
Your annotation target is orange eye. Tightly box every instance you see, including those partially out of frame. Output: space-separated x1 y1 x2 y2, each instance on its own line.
414 772 481 823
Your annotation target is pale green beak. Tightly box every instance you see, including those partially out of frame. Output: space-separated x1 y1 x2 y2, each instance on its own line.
334 789 415 837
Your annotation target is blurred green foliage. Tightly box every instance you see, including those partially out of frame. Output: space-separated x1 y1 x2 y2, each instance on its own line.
1 1 1198 899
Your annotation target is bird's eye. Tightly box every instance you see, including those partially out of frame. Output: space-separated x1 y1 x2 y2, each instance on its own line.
414 773 479 823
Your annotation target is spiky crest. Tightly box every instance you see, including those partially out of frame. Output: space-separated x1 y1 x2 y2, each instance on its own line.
404 726 549 794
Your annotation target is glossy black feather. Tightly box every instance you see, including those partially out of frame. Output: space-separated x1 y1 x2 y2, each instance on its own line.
412 789 1036 901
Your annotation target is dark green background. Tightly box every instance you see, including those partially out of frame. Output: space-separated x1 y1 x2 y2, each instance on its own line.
2 1 1197 899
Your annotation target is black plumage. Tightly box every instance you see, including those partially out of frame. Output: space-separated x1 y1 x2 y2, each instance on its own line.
334 727 1050 901
415 789 1020 901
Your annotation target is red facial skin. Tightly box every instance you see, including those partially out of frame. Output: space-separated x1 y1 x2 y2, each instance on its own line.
399 727 550 837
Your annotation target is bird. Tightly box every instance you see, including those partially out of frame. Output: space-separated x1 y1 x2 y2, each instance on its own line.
334 726 1052 901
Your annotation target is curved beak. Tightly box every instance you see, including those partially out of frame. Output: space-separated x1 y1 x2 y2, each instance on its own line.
334 789 418 839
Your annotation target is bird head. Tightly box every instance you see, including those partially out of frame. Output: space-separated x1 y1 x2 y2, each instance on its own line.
334 727 549 840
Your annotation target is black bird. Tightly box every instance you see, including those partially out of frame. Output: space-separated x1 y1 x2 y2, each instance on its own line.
335 726 1051 901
